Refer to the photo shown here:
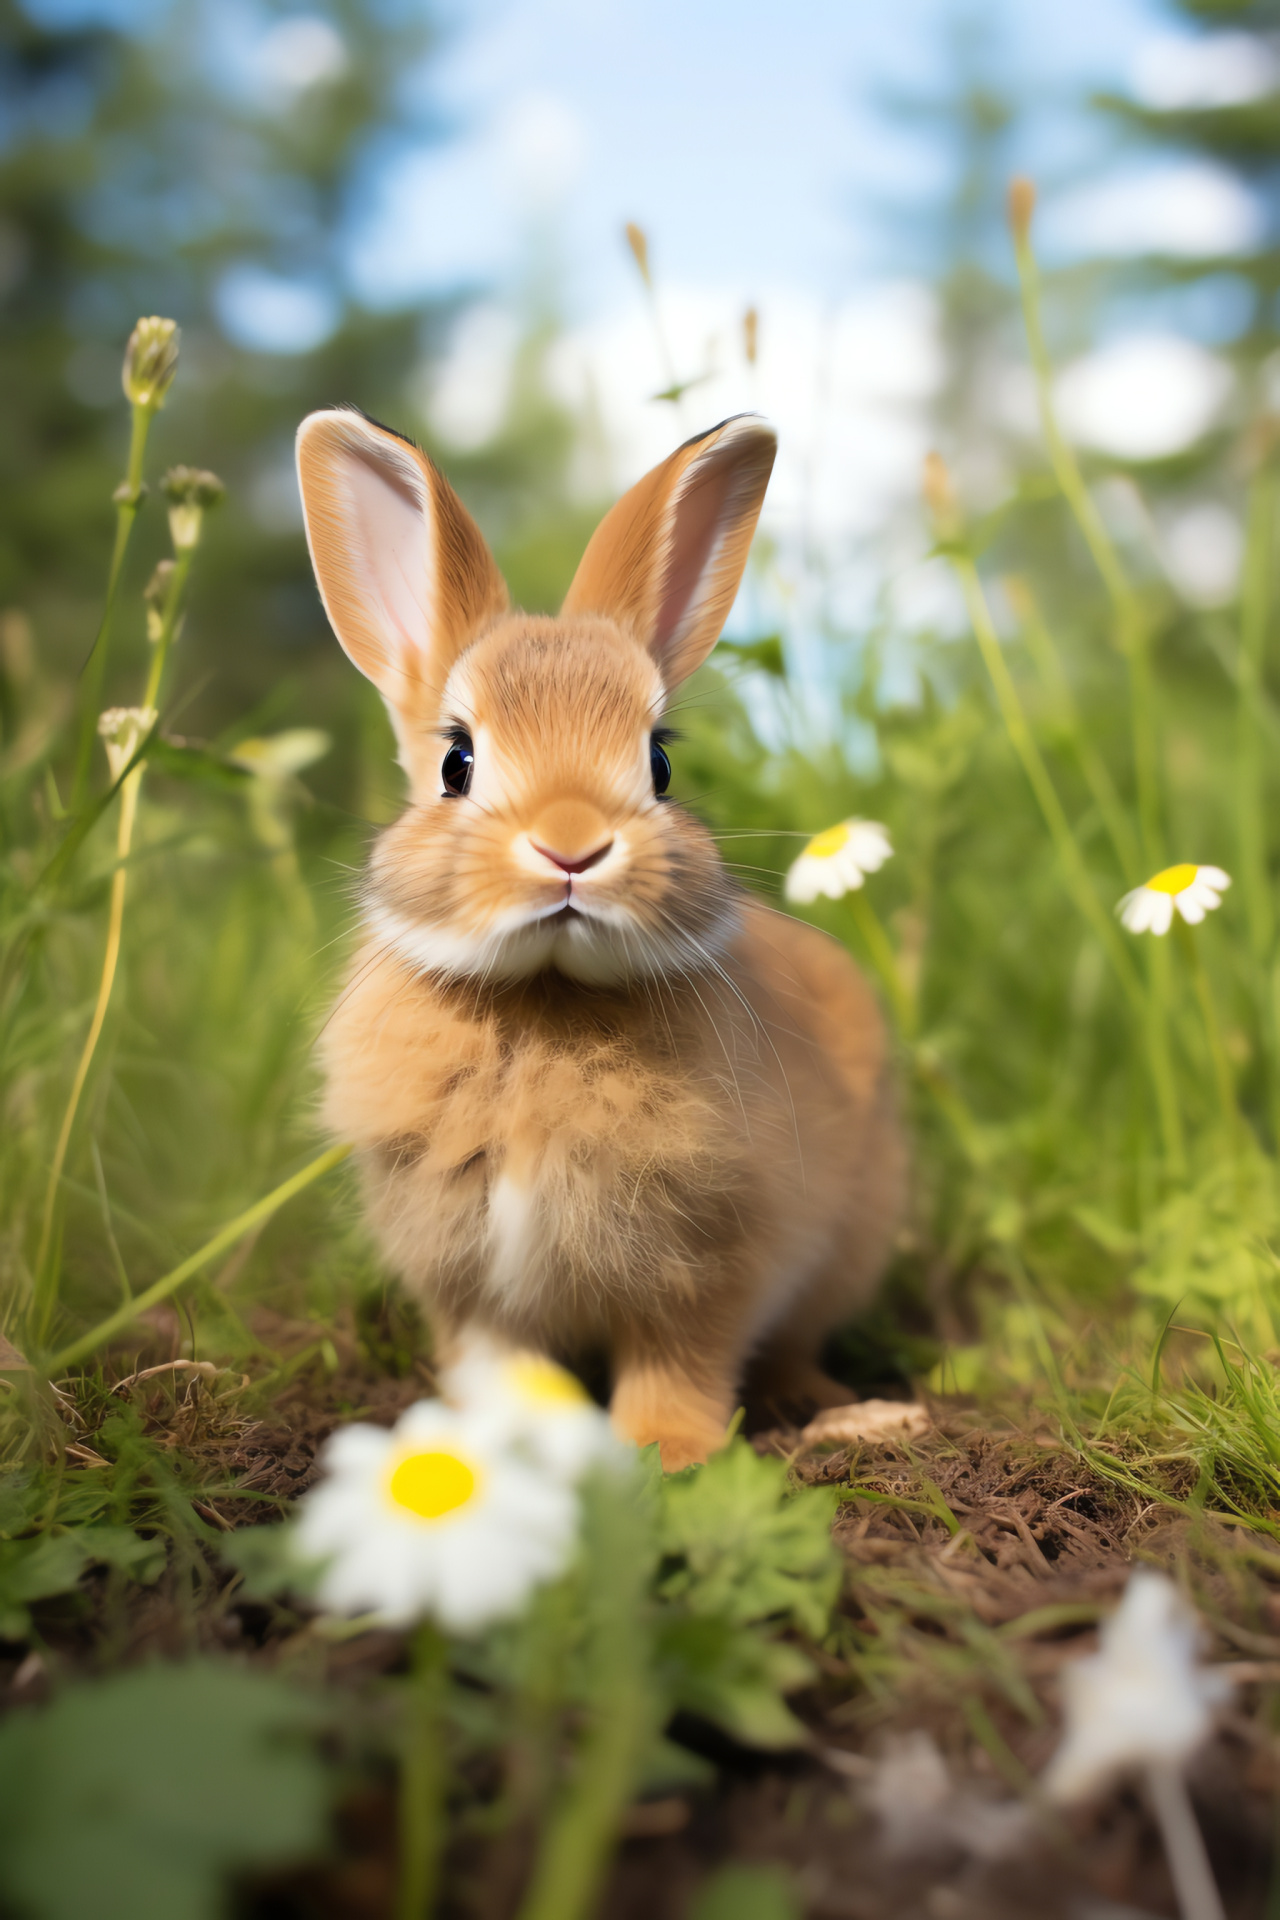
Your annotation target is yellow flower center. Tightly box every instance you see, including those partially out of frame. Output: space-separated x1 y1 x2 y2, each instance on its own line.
387 1448 478 1520
805 822 851 860
1146 863 1198 896
508 1354 589 1408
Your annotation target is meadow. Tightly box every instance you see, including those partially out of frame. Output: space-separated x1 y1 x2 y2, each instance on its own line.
2 181 1280 1920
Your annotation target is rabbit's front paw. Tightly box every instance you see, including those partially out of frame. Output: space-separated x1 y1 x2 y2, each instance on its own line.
610 1362 730 1472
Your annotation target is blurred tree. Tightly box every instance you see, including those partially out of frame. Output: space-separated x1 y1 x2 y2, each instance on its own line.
1094 0 1280 386
870 12 1021 502
0 0 596 815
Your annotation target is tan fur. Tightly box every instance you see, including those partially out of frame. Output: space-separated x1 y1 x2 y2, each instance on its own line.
297 408 907 1469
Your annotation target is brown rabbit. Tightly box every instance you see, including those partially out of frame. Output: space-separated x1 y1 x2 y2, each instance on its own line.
296 407 905 1469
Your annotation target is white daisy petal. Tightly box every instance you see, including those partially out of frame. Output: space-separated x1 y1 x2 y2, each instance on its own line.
296 1390 584 1632
784 819 894 905
442 1339 623 1483
783 856 822 904
1119 888 1158 933
1044 1572 1227 1804
1119 864 1232 937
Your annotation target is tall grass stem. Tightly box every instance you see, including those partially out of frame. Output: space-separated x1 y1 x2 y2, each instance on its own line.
516 1472 653 1920
72 402 153 810
33 763 143 1332
847 890 913 1033
397 1621 448 1920
1177 923 1240 1146
41 1141 352 1373
1008 576 1140 882
1011 220 1163 869
1146 939 1188 1180
34 526 199 1331
951 552 1185 1172
1236 466 1276 1147
1144 1761 1226 1920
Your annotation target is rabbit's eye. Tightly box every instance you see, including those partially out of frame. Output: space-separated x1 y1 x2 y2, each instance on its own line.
441 732 474 797
649 734 672 796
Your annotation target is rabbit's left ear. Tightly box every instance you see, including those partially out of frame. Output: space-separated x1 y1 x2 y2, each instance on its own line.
561 415 776 688
295 408 508 767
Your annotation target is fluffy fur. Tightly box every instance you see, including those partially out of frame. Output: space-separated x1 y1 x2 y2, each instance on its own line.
297 408 906 1468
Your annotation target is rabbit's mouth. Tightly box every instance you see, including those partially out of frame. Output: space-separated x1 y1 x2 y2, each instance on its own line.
366 890 740 989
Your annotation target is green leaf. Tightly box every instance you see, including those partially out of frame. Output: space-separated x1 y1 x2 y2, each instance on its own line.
657 1612 814 1749
75 1525 168 1585
658 1440 841 1638
0 1533 91 1606
690 1865 800 1920
716 633 787 678
0 1526 168 1638
0 1660 332 1920
144 736 251 791
219 1521 328 1602
635 1733 716 1794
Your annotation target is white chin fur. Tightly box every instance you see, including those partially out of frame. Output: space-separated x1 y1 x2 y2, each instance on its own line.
366 901 735 988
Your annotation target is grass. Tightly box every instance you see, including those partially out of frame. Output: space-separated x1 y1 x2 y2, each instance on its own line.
1 186 1280 1915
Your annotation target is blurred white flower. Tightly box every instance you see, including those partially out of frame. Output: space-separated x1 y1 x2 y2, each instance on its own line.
1118 864 1231 936
785 820 892 904
865 1730 1028 1862
1056 335 1233 462
1163 503 1243 608
97 706 156 783
1044 1570 1228 1803
296 1397 578 1631
257 17 347 94
442 1339 622 1483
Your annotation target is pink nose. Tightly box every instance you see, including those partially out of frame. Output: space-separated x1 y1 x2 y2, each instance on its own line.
532 839 614 876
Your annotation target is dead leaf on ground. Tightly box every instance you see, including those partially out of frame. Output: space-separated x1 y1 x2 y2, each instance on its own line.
801 1399 931 1447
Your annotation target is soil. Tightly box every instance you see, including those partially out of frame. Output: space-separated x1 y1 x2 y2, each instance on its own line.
5 1327 1279 1920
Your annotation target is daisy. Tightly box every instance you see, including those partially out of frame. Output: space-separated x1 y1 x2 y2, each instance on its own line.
784 820 893 904
1117 864 1231 937
1044 1570 1227 1803
295 1397 578 1631
441 1339 623 1483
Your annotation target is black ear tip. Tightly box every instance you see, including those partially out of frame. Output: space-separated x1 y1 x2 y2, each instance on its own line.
677 413 777 459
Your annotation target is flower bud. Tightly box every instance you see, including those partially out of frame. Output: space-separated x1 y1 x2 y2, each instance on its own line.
143 560 176 644
1007 176 1036 248
624 222 651 288
98 706 157 783
161 466 225 552
743 305 759 368
922 451 961 539
122 318 179 410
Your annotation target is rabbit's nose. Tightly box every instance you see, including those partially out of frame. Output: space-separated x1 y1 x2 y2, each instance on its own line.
529 800 614 876
532 837 614 875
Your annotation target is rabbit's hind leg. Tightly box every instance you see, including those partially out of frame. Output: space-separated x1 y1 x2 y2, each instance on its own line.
745 1340 851 1425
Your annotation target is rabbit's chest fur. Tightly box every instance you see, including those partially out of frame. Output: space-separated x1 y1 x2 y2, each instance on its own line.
321 912 869 1343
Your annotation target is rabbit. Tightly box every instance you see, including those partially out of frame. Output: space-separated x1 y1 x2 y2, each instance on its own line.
295 406 906 1469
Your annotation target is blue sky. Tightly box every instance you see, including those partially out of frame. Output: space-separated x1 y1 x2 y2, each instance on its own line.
349 0 1171 314
31 0 1262 616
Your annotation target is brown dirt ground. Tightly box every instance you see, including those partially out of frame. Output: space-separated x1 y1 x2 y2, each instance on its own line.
5 1331 1280 1920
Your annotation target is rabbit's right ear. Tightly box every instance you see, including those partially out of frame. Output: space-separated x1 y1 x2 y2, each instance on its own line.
295 408 508 758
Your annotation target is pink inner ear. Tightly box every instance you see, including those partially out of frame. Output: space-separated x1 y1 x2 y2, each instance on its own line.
344 448 433 671
652 450 739 654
